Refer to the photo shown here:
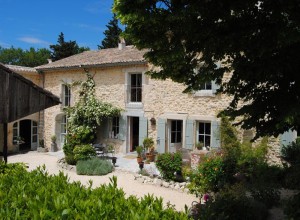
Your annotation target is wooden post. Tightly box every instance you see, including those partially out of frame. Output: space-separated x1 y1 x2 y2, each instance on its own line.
3 123 7 163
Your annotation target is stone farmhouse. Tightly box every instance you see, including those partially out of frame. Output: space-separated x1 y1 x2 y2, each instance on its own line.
4 43 297 161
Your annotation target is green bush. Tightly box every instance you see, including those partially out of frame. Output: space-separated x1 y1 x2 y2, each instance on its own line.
250 186 280 208
0 162 188 219
188 155 233 196
76 158 113 175
283 164 300 190
198 185 268 220
281 137 300 165
284 192 300 220
73 144 96 162
155 152 182 181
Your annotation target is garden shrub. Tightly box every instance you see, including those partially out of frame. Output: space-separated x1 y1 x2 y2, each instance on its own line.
284 192 300 220
281 137 300 166
250 186 280 208
188 155 234 196
73 144 96 162
198 185 268 220
283 164 300 190
76 158 113 175
155 152 182 181
0 163 188 219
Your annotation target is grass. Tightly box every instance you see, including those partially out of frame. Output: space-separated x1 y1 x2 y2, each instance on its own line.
76 157 113 176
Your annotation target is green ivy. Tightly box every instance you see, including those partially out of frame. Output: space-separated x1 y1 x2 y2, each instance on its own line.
63 73 122 165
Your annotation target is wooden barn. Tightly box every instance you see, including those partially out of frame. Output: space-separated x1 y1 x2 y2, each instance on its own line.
0 63 60 162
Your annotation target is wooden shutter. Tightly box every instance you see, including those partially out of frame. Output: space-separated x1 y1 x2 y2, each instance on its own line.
211 120 221 148
157 118 166 153
118 115 127 141
185 119 194 150
280 130 297 147
138 116 148 146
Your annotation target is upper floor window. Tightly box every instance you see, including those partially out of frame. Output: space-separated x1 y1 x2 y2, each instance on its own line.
130 73 142 102
62 85 71 107
198 122 211 147
200 81 212 90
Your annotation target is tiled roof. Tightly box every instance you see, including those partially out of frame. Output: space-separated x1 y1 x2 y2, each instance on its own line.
36 46 147 70
5 64 37 73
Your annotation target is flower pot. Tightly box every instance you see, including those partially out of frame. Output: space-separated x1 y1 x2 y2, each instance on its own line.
112 157 117 166
137 156 143 164
146 153 155 162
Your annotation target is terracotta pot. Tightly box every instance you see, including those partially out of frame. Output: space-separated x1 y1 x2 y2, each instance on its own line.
146 153 155 162
137 156 143 163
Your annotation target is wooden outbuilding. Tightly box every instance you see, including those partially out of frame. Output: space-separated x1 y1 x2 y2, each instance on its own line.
0 63 60 162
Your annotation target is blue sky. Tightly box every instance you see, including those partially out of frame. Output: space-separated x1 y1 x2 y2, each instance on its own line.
0 0 116 50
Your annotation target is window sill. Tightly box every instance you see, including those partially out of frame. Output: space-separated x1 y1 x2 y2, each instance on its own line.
126 102 143 109
193 90 215 97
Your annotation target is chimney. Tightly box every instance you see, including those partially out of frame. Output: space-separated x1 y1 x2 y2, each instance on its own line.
47 59 52 64
118 38 126 50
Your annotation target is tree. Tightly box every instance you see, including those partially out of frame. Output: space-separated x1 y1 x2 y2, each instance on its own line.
114 0 300 138
98 14 122 49
0 46 51 67
50 32 89 61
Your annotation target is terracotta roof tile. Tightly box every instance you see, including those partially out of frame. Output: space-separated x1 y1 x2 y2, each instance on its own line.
36 46 147 70
5 64 37 73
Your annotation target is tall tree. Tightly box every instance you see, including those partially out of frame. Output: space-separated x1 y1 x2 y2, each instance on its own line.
98 14 122 49
114 0 300 138
50 32 89 61
0 46 51 67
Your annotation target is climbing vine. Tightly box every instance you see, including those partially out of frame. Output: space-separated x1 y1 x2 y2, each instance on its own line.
63 73 122 164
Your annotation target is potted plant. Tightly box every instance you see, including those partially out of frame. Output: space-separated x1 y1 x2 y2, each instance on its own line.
196 142 204 150
136 145 144 163
143 137 155 162
50 135 57 152
108 144 117 166
37 139 47 153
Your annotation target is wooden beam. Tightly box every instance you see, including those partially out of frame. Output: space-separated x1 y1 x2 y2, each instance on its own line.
3 123 7 163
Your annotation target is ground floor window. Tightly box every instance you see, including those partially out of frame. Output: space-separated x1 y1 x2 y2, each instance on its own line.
198 121 211 147
111 116 119 138
12 122 19 144
61 115 67 145
171 120 182 143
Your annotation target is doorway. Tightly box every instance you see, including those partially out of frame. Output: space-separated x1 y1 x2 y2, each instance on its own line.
168 119 183 153
19 120 32 151
129 117 139 152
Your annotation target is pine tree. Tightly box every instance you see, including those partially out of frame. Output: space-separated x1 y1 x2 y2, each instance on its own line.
98 14 122 49
50 32 89 61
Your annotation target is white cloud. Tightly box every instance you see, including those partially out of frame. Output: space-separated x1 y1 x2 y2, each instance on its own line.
76 23 104 32
0 41 11 48
18 37 50 45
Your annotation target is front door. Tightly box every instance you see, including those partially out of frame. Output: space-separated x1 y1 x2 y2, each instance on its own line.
129 117 139 152
19 120 32 151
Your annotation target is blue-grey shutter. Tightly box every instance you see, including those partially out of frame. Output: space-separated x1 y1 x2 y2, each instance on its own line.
139 117 148 146
212 81 220 94
211 120 221 148
157 118 166 153
280 130 296 147
118 115 127 141
185 120 194 150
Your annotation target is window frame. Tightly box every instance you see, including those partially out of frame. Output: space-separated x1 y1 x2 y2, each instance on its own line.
197 121 211 148
62 84 71 107
110 116 120 139
170 120 182 144
60 115 67 145
129 73 142 103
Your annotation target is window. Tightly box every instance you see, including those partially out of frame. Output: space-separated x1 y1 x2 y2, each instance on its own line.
32 121 38 144
171 120 182 143
61 115 67 145
198 122 211 147
62 84 71 107
110 117 119 138
130 73 142 102
12 122 19 144
200 81 212 90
